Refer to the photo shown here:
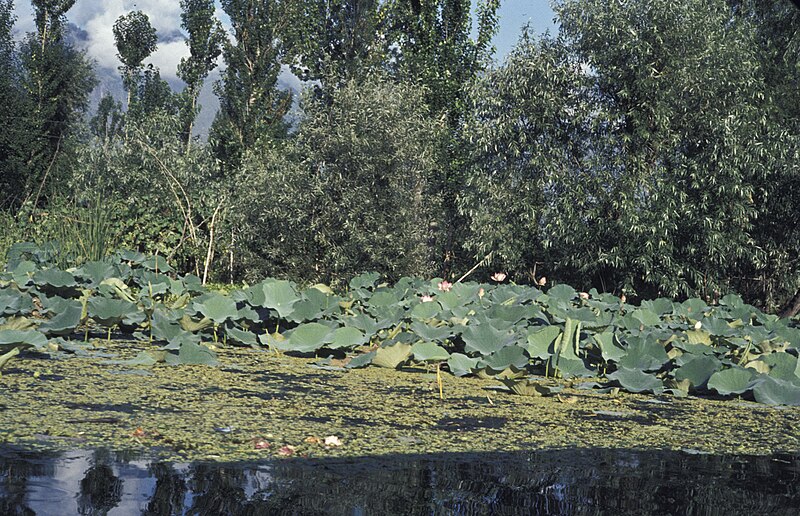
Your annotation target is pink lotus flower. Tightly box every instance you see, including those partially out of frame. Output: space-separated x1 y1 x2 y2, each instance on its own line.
490 272 507 282
579 292 589 300
437 280 452 292
478 287 485 299
537 277 547 286
420 294 434 302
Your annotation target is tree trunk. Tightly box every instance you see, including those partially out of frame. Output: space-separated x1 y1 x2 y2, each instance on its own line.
779 289 800 318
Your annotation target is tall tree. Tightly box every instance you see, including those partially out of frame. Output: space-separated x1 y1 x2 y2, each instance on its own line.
211 0 292 170
113 10 158 110
286 0 387 100
0 0 27 209
385 0 500 275
17 0 96 209
178 0 225 151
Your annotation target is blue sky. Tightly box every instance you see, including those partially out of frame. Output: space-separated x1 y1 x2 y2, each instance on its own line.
12 0 557 80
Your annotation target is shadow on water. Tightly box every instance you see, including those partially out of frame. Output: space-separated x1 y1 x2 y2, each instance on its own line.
1 446 799 515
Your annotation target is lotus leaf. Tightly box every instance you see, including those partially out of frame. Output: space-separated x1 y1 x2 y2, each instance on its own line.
173 341 217 365
279 322 332 353
345 350 376 369
462 323 512 356
410 300 441 320
617 336 670 371
372 342 412 368
684 329 712 346
758 352 800 385
500 378 560 397
10 260 36 287
446 353 479 376
179 314 213 333
88 298 142 327
75 261 119 287
327 327 368 349
411 341 450 362
139 255 172 272
752 376 800 406
196 294 239 324
368 290 400 307
349 272 380 291
547 284 577 302
0 329 48 351
39 302 83 336
524 325 563 360
707 367 755 395
640 298 675 315
0 316 37 331
0 291 32 315
225 326 259 348
593 331 626 362
249 280 300 318
607 367 664 394
149 311 183 341
340 313 380 335
480 345 528 371
630 308 663 327
552 357 594 378
673 355 721 389
410 321 452 342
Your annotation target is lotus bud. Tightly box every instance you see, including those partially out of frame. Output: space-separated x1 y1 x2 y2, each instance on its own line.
694 320 702 330
490 272 507 282
579 292 589 300
537 277 547 286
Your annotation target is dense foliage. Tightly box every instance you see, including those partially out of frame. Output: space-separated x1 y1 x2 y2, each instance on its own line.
2 248 800 405
0 0 797 315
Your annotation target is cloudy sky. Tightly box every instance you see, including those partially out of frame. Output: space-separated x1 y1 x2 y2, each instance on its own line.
10 0 556 134
11 0 556 80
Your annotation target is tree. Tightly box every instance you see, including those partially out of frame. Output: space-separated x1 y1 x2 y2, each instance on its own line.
0 0 28 209
178 0 225 151
463 0 795 307
285 0 387 100
385 0 500 276
234 78 445 285
17 0 96 209
211 0 292 170
113 10 158 110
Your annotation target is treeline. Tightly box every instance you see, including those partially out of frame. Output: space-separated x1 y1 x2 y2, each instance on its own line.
0 0 798 314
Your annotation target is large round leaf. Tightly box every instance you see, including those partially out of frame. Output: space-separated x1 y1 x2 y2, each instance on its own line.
752 376 800 406
707 367 754 396
196 295 238 324
0 329 48 351
608 367 664 394
462 324 511 356
411 341 450 362
284 323 333 353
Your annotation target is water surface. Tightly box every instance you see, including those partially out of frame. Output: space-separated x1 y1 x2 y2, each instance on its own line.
2 447 799 515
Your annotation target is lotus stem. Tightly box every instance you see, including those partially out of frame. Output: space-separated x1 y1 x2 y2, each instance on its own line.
437 363 444 400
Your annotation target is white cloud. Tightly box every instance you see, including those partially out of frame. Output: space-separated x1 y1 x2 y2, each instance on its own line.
13 0 191 80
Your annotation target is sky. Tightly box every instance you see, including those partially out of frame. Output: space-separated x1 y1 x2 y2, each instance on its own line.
11 0 557 82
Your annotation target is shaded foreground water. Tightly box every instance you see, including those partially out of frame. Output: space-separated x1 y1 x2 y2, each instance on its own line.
2 446 799 515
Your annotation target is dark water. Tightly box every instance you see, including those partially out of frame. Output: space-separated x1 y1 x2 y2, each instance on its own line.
1 447 799 515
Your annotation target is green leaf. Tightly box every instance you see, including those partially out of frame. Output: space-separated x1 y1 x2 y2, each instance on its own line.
176 341 217 365
411 341 450 362
0 329 48 351
372 342 412 368
461 323 511 355
328 326 368 349
248 280 300 318
673 355 721 389
607 367 664 394
196 294 238 324
225 326 259 347
284 323 333 353
707 367 755 396
480 345 528 370
617 336 669 371
525 325 562 359
410 301 441 320
39 302 83 336
752 376 800 406
346 351 376 369
447 353 479 376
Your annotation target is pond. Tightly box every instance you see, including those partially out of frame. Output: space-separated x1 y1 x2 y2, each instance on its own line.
2 446 799 515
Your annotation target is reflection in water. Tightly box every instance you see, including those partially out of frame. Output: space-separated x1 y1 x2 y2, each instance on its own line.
1 447 799 515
